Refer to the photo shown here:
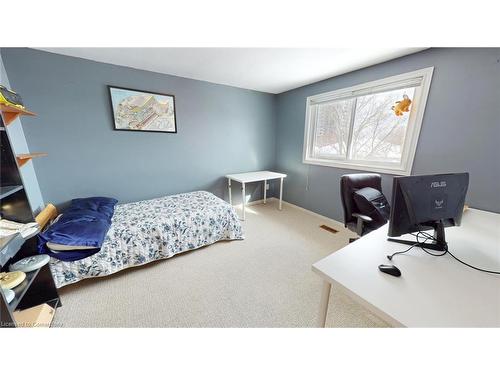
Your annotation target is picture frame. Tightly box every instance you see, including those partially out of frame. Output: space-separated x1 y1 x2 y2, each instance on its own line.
108 86 177 133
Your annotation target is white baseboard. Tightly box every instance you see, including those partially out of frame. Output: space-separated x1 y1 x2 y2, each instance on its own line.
233 197 344 227
233 197 345 228
274 198 345 227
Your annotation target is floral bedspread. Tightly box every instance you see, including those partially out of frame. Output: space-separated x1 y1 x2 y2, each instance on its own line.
50 191 243 288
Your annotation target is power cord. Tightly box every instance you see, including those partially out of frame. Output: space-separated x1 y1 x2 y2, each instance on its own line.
388 231 500 275
386 232 436 260
446 249 500 275
410 232 448 257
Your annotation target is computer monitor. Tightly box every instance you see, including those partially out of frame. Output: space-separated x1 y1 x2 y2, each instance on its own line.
388 172 469 251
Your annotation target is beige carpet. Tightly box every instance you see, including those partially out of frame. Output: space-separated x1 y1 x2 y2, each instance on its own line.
53 199 389 328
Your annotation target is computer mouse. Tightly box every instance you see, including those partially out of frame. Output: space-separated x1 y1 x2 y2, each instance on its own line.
378 264 401 277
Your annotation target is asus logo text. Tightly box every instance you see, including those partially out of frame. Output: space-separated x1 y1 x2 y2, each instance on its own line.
430 181 447 188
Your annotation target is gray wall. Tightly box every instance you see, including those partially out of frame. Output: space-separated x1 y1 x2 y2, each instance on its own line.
1 48 277 207
0 52 45 213
2 48 499 220
276 48 500 221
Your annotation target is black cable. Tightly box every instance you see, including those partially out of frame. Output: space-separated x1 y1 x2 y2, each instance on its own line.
387 241 419 260
446 248 500 275
392 231 500 275
413 232 448 257
387 231 443 260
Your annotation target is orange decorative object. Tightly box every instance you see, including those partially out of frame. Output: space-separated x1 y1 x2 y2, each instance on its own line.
392 94 412 116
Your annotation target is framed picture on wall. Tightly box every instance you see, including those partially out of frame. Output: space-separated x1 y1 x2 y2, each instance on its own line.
108 86 177 133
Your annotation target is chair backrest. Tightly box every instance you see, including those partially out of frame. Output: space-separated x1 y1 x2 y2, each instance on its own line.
340 173 383 226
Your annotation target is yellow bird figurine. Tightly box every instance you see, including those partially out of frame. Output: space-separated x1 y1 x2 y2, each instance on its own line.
392 94 412 116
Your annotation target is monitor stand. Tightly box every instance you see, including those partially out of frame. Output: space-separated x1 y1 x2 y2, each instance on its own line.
387 220 447 251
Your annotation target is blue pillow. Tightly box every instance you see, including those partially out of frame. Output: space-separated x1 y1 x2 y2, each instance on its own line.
70 197 118 219
39 209 110 247
38 197 117 261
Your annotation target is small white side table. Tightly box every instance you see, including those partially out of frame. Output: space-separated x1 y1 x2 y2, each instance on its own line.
225 171 287 220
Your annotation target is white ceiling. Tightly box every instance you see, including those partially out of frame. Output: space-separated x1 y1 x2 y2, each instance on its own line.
37 48 426 94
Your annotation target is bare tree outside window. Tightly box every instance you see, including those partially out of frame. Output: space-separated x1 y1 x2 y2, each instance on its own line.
350 88 415 163
304 67 433 175
311 88 415 163
313 99 354 158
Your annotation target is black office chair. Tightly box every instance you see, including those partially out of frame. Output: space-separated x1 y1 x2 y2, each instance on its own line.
340 173 388 240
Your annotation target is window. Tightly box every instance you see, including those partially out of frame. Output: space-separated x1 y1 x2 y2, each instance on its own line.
303 67 434 175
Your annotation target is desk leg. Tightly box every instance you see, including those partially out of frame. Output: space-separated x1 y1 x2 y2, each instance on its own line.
263 179 267 204
241 182 246 221
279 177 284 210
228 179 232 205
318 281 331 328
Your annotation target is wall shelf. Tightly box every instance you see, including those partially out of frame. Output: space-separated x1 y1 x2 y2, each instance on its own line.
8 268 42 311
0 185 24 199
0 103 36 126
0 233 18 253
1 101 60 328
16 152 48 167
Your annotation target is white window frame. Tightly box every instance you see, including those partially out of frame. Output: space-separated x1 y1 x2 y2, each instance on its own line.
302 67 434 175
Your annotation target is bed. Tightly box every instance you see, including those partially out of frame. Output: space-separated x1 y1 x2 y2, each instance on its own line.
38 191 243 288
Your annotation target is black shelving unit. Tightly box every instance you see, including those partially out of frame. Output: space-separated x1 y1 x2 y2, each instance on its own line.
0 107 60 328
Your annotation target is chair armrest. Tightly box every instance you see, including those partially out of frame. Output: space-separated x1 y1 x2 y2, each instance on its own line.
352 212 373 236
352 213 373 223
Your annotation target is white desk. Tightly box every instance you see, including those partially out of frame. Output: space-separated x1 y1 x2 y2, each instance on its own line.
225 171 287 220
312 208 500 327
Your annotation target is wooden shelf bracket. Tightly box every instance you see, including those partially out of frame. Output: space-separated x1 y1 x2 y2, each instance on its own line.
0 104 36 126
16 152 48 167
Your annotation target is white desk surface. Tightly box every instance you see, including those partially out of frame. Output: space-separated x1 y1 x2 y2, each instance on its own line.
225 171 287 183
312 208 500 327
